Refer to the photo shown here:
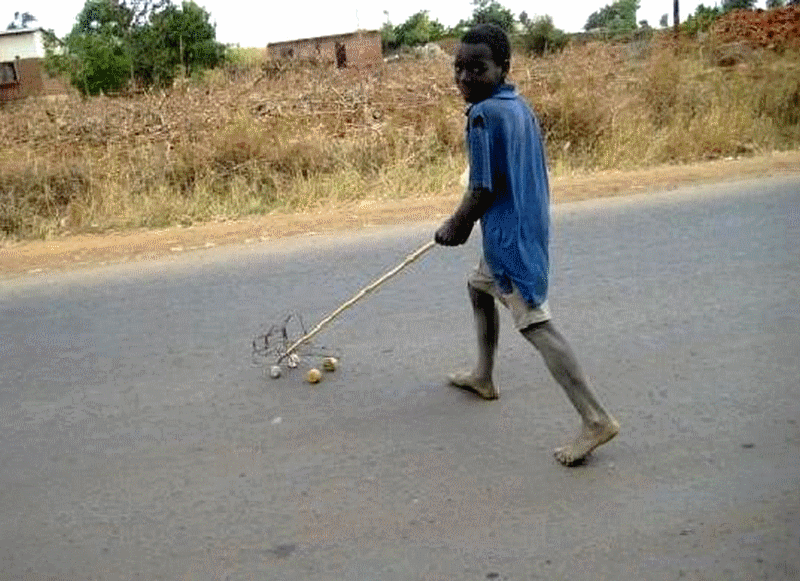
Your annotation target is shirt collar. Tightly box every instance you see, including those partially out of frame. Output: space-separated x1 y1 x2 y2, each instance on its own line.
494 83 517 98
465 83 517 115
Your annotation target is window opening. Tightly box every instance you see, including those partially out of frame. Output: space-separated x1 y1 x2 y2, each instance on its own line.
0 62 18 86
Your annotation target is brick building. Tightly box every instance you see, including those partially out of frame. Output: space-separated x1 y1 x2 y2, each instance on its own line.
0 28 68 102
267 30 382 68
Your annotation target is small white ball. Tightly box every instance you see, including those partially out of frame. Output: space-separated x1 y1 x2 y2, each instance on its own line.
322 357 338 372
269 365 281 379
287 353 300 368
306 368 322 384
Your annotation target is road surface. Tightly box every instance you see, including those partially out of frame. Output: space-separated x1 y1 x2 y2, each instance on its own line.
1 177 798 580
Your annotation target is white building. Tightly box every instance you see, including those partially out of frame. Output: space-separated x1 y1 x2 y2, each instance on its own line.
0 27 47 60
0 28 67 101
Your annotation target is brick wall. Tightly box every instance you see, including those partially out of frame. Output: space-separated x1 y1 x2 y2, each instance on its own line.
0 58 68 101
268 31 382 68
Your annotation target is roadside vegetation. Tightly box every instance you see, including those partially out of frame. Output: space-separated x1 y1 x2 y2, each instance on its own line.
42 0 225 95
1 3 799 241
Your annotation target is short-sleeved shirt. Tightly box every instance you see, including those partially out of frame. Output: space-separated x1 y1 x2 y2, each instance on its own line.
466 84 550 308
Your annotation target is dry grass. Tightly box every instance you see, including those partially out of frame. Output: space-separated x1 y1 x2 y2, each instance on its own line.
517 37 800 171
2 33 799 241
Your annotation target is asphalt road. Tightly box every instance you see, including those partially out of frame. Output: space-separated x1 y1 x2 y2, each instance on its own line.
1 177 798 581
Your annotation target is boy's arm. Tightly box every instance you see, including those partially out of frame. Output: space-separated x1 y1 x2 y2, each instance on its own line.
435 186 494 246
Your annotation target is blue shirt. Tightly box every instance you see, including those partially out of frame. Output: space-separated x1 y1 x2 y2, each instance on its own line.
467 84 550 308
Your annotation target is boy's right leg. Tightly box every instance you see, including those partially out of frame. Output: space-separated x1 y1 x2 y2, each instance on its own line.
448 283 500 400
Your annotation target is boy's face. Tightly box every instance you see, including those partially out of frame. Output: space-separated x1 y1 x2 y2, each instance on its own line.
454 42 505 104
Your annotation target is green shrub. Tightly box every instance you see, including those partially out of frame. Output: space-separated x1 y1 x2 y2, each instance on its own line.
522 16 569 56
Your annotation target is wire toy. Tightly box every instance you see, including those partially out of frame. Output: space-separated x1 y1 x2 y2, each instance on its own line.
253 239 436 379
252 313 339 366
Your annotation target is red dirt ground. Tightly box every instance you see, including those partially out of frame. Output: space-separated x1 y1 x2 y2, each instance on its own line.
711 6 800 49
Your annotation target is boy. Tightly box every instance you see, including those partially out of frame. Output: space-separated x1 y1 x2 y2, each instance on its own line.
435 24 619 466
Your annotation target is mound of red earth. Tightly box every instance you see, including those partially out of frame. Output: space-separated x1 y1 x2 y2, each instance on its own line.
710 6 800 49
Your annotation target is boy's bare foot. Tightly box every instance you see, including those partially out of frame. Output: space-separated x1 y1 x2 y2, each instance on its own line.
554 418 620 466
448 372 499 400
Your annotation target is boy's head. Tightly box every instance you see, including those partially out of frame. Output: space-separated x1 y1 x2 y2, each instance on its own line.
454 24 510 104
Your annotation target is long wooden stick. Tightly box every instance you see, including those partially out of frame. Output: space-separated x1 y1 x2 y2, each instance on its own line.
278 239 436 363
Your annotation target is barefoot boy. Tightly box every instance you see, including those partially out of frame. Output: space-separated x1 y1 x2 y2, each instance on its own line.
435 24 619 466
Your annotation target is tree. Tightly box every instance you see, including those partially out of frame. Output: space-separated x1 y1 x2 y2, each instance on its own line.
382 10 446 50
682 4 722 35
126 0 171 27
584 0 640 32
7 11 37 29
471 0 515 32
521 15 568 56
138 1 223 82
659 13 669 27
49 0 134 95
766 0 784 8
73 0 133 36
395 10 445 47
674 0 680 32
722 0 757 10
45 0 224 94
380 11 398 52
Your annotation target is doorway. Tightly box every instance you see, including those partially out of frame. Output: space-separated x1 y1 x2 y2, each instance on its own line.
335 42 347 68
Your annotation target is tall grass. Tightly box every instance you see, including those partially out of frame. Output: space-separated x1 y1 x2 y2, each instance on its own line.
2 34 799 241
520 38 800 171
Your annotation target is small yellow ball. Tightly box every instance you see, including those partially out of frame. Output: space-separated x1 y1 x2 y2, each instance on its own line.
306 368 322 384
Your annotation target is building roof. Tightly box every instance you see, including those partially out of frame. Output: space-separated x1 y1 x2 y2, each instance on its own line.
267 29 379 48
0 27 44 38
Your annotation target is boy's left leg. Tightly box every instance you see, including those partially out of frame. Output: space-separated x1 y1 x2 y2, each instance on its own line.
521 320 619 466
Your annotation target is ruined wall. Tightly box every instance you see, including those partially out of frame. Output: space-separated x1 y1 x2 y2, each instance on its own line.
268 31 382 68
0 58 68 102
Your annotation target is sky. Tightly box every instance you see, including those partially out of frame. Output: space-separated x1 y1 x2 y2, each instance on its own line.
11 0 765 47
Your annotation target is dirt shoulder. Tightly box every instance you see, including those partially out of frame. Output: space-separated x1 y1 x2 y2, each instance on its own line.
2 150 799 279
